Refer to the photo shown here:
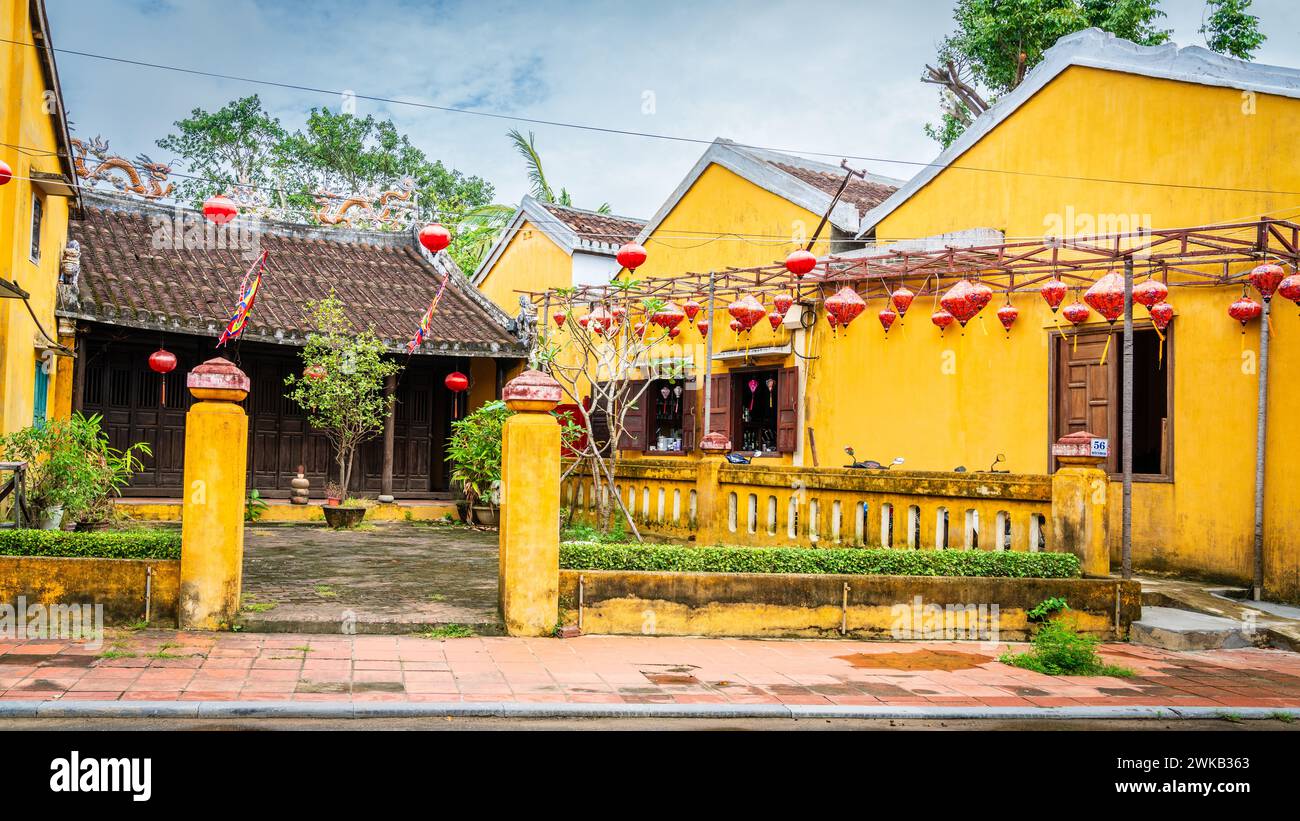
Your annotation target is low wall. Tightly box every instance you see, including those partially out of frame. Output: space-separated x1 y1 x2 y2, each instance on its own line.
559 569 1140 641
0 556 180 624
120 500 459 524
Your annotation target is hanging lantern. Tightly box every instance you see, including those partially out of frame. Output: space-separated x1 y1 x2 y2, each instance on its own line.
930 309 955 334
696 319 709 337
878 307 897 334
419 223 452 253
967 281 994 314
0 159 12 186
668 326 681 340
587 305 614 336
616 242 647 272
577 314 590 330
202 194 238 225
1040 277 1067 313
652 301 686 331
823 286 866 333
1133 278 1168 308
444 372 469 393
939 280 980 326
633 321 646 338
1061 300 1091 327
891 286 914 317
1278 273 1300 309
610 305 628 324
729 318 743 334
1083 272 1125 324
552 310 567 329
767 311 783 330
682 300 701 324
1148 302 1174 331
1248 262 1286 301
727 294 764 333
996 304 1019 336
148 348 177 407
772 293 794 317
1228 291 1262 327
785 249 817 278
304 364 327 381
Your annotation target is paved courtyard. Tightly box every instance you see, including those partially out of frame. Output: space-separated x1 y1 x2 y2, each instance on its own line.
2 631 1299 711
240 522 501 633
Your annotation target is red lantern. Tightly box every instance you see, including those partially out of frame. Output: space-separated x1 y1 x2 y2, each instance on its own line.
610 305 628 324
419 223 452 253
652 301 686 331
1248 262 1286 301
577 315 590 330
1229 292 1262 327
727 295 765 332
696 319 709 337
1084 272 1125 324
891 286 915 317
824 286 865 333
967 281 994 314
1279 273 1300 308
616 242 647 272
729 318 743 334
445 372 469 393
148 348 177 407
1040 277 1067 313
784 249 817 278
552 311 567 329
668 326 681 340
202 194 238 225
0 159 11 186
767 311 783 330
772 293 794 317
305 364 327 381
878 307 897 334
682 300 701 323
1061 301 1091 326
633 321 646 338
996 304 1019 336
1148 302 1174 331
1133 278 1168 308
587 305 614 335
930 309 955 333
939 280 980 326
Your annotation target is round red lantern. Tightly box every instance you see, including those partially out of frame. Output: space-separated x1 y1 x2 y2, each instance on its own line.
587 305 614 336
823 286 865 333
939 280 979 326
610 305 628 324
996 304 1019 336
616 242 647 272
1084 272 1125 324
202 194 238 225
148 348 177 375
652 301 686 331
1279 273 1300 308
729 318 743 334
1148 302 1174 331
419 223 452 253
577 315 590 330
1133 278 1168 308
1228 292 1262 327
668 326 681 340
1040 277 1067 313
682 300 701 324
1248 262 1286 301
1061 301 1091 326
784 249 817 278
930 309 955 333
891 286 915 317
727 295 765 333
767 311 783 330
696 319 709 337
0 159 12 186
878 307 897 334
444 372 469 393
552 310 567 329
772 293 794 317
967 281 994 314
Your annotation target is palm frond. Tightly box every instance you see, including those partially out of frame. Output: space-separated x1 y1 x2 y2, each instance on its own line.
595 202 612 214
507 128 553 202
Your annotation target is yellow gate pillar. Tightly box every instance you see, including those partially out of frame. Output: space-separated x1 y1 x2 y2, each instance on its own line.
499 369 562 636
694 430 732 545
179 357 250 629
1050 431 1110 578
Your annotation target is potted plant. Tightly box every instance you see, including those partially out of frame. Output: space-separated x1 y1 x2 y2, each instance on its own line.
446 399 512 526
323 482 344 507
322 495 368 529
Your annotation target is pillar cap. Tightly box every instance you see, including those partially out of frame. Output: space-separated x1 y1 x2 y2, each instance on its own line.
700 430 732 452
1051 430 1107 466
503 369 561 412
187 357 250 402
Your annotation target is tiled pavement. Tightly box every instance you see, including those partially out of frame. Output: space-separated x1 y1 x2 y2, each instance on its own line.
2 631 1300 708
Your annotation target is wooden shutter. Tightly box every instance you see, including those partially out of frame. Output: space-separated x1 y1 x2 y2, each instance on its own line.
1054 333 1117 472
708 373 732 447
616 380 647 452
586 392 612 457
776 366 799 453
682 386 698 452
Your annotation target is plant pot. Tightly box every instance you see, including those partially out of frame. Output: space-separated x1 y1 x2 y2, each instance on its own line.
471 505 498 526
326 497 341 507
74 520 112 532
37 504 64 530
321 505 365 528
455 499 470 522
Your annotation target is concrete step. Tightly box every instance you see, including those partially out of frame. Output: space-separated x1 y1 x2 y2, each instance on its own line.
1130 606 1253 651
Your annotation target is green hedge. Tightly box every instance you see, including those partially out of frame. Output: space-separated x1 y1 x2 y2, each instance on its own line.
559 543 1080 578
0 529 181 560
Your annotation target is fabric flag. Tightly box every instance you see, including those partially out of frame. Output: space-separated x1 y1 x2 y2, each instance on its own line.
218 251 267 347
407 270 451 352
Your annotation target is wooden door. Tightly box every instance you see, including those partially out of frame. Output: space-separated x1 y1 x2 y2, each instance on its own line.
1054 332 1117 472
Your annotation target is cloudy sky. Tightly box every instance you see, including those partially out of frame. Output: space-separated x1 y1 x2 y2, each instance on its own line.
45 0 1300 219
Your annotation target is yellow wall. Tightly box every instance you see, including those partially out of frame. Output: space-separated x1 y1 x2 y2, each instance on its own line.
476 218 573 313
866 66 1300 598
0 1 72 434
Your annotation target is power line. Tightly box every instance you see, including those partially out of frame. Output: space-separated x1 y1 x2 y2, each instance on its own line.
7 36 1300 198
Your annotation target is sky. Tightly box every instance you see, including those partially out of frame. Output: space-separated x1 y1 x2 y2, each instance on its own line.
43 0 1300 220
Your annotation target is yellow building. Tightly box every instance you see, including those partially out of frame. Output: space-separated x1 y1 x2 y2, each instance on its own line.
0 0 78 434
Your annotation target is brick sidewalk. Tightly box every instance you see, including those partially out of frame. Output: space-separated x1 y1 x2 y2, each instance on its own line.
2 631 1299 708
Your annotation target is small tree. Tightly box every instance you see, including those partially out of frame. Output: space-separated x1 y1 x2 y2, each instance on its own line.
285 291 400 494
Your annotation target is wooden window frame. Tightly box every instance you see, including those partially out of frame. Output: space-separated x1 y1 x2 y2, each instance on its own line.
29 192 43 264
1047 320 1174 483
723 364 797 457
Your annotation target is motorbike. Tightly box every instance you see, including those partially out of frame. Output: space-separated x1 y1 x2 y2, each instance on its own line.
953 453 1008 473
843 447 904 470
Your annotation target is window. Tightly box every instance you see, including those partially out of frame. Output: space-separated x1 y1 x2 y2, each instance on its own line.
33 361 49 428
30 194 44 263
1053 326 1171 477
708 367 798 455
647 378 686 452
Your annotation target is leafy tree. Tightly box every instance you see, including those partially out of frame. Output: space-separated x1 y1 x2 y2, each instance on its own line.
507 128 611 214
156 95 290 206
1200 0 1266 59
284 292 401 494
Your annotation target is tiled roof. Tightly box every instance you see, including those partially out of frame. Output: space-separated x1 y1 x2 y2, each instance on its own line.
769 161 898 214
536 202 645 245
62 193 523 355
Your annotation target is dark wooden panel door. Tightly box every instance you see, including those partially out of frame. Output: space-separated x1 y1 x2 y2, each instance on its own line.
1054 332 1117 472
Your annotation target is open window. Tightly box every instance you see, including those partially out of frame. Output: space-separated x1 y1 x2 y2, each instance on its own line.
611 379 697 455
1052 326 1171 478
709 367 798 456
